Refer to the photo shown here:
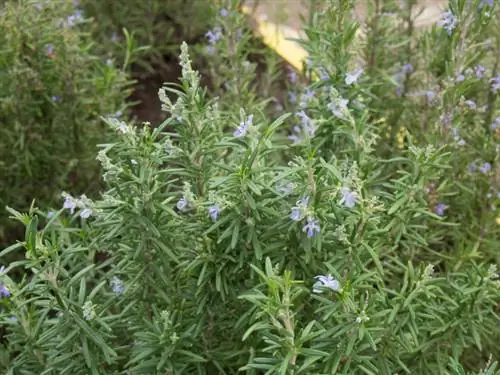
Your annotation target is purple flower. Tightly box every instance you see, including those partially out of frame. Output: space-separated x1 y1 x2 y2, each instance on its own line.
206 27 222 45
425 90 436 103
318 67 329 81
51 95 60 102
79 208 92 219
491 118 500 130
233 114 253 137
491 76 500 94
468 163 477 173
45 44 54 56
288 69 297 84
340 187 357 208
208 205 221 221
110 276 125 295
402 63 414 74
0 284 10 298
328 98 349 119
480 162 492 174
47 211 54 218
299 89 315 109
288 125 302 144
440 113 453 127
296 110 316 137
66 10 84 27
313 274 340 293
438 11 457 35
290 196 309 221
177 197 188 211
474 64 486 78
303 216 320 237
219 8 229 17
288 91 297 103
345 67 363 85
434 203 448 216
456 73 465 82
278 182 295 195
62 193 77 214
465 100 476 110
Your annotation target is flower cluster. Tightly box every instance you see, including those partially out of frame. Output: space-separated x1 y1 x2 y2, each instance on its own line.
290 197 321 238
62 192 94 219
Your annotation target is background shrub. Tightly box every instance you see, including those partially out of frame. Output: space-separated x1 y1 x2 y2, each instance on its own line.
0 0 499 374
0 0 133 245
80 0 212 76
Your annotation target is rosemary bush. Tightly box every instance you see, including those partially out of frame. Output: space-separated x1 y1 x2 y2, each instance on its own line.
1 0 499 374
80 0 212 74
0 0 132 245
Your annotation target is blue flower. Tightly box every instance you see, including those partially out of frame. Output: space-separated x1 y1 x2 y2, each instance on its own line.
288 69 297 84
208 205 221 221
290 207 301 221
303 216 320 237
62 193 77 214
340 187 357 208
66 10 84 27
51 95 60 102
45 44 54 56
206 27 222 45
402 63 413 74
80 208 92 219
468 163 477 173
318 67 329 80
313 274 340 293
474 64 486 78
328 98 349 119
440 113 453 127
288 91 297 103
288 125 302 144
434 203 448 216
480 162 492 174
491 118 500 130
438 11 457 35
491 76 500 94
425 90 436 103
278 182 295 195
177 196 188 211
219 8 229 17
296 110 316 137
110 276 125 295
290 196 309 221
345 67 363 85
233 114 253 138
465 100 476 110
299 89 314 108
0 283 10 298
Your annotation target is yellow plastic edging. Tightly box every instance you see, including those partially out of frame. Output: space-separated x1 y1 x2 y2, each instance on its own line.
240 4 308 72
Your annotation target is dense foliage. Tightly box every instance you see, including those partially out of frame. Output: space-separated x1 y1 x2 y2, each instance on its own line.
0 0 499 374
0 0 132 244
